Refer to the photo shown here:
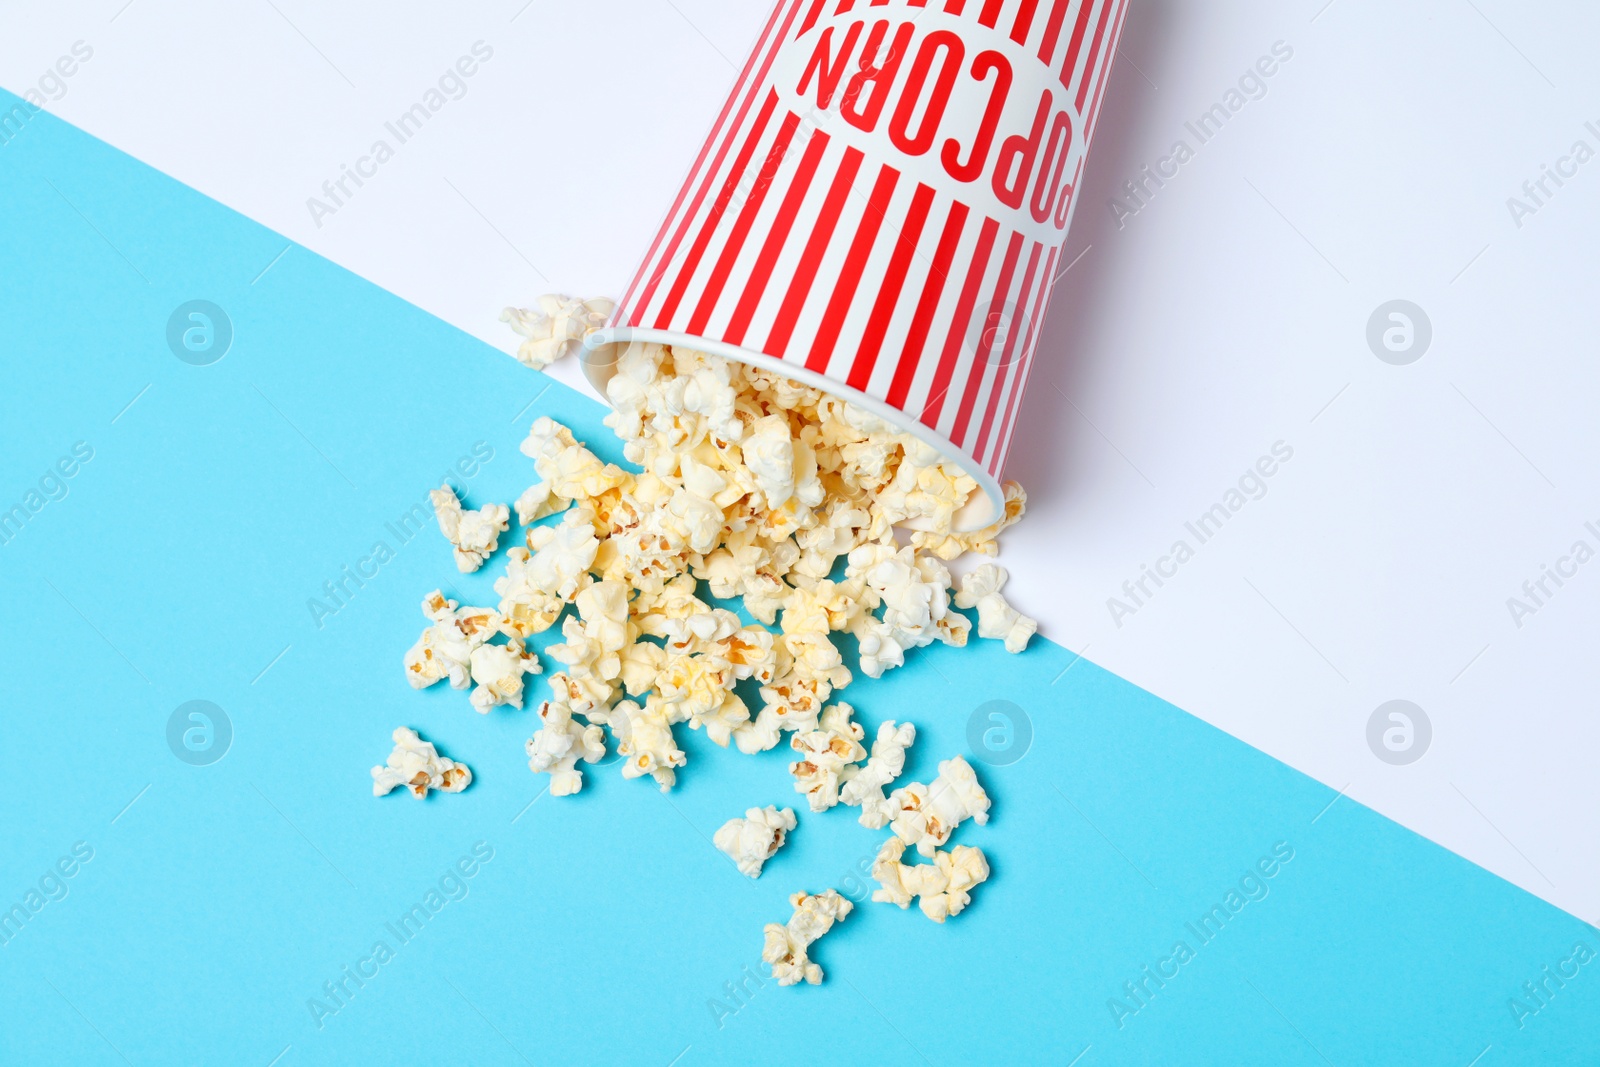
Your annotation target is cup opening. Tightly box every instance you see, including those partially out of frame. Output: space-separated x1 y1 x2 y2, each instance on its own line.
582 328 1005 532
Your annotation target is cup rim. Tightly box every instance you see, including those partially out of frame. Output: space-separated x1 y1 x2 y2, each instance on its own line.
582 327 1006 533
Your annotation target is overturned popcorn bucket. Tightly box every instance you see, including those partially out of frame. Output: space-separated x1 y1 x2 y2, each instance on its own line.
584 0 1128 529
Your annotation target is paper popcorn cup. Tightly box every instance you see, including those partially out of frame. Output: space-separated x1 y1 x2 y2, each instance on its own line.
585 0 1128 528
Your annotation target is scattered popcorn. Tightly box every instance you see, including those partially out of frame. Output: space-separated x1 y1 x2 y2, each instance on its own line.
500 294 615 371
713 805 797 878
762 890 853 986
388 292 1047 982
430 484 510 574
525 696 607 797
870 837 989 922
371 727 471 799
468 638 541 714
954 564 1037 654
839 721 916 829
888 755 992 858
788 702 867 813
404 591 502 691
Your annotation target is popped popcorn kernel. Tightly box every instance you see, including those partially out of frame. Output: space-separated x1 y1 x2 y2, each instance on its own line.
468 637 541 714
871 837 990 922
762 889 853 986
526 696 607 797
839 720 916 829
501 294 614 371
372 727 471 799
888 755 992 858
430 484 509 574
788 702 867 812
404 591 501 691
955 564 1037 654
714 805 797 878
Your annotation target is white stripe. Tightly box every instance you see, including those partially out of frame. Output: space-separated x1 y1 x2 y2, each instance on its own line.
823 170 917 382
900 205 982 425
745 135 850 349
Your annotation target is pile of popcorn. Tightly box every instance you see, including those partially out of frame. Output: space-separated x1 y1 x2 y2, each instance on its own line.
384 294 1035 986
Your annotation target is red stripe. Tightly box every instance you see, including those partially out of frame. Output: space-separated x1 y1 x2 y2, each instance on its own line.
1059 0 1097 89
972 241 1041 460
944 0 966 13
687 110 804 335
618 0 790 322
949 230 1024 446
978 0 1005 26
765 147 864 358
653 91 782 329
724 128 832 346
991 245 1058 473
1075 0 1116 110
835 0 854 12
1011 0 1040 43
1085 0 1127 139
805 164 900 373
1036 0 1070 64
921 216 998 427
846 182 935 392
797 0 829 37
887 200 967 409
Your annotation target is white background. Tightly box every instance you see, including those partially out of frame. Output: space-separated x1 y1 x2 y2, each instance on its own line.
5 0 1597 920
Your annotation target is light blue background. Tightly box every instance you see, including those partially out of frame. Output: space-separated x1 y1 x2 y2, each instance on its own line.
1 93 1596 1065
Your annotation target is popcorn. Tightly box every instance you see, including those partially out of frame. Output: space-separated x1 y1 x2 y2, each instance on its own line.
839 721 915 829
845 545 967 678
912 481 1027 561
713 805 797 878
500 294 614 371
467 311 1035 810
468 638 541 713
870 837 989 922
430 484 509 574
525 696 607 797
372 727 471 799
954 564 1037 654
404 591 502 691
656 652 748 747
888 755 991 857
519 417 630 510
610 698 686 791
761 890 853 986
384 293 1047 983
788 702 867 812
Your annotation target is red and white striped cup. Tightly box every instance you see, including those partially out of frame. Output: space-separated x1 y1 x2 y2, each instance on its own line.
584 0 1127 528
